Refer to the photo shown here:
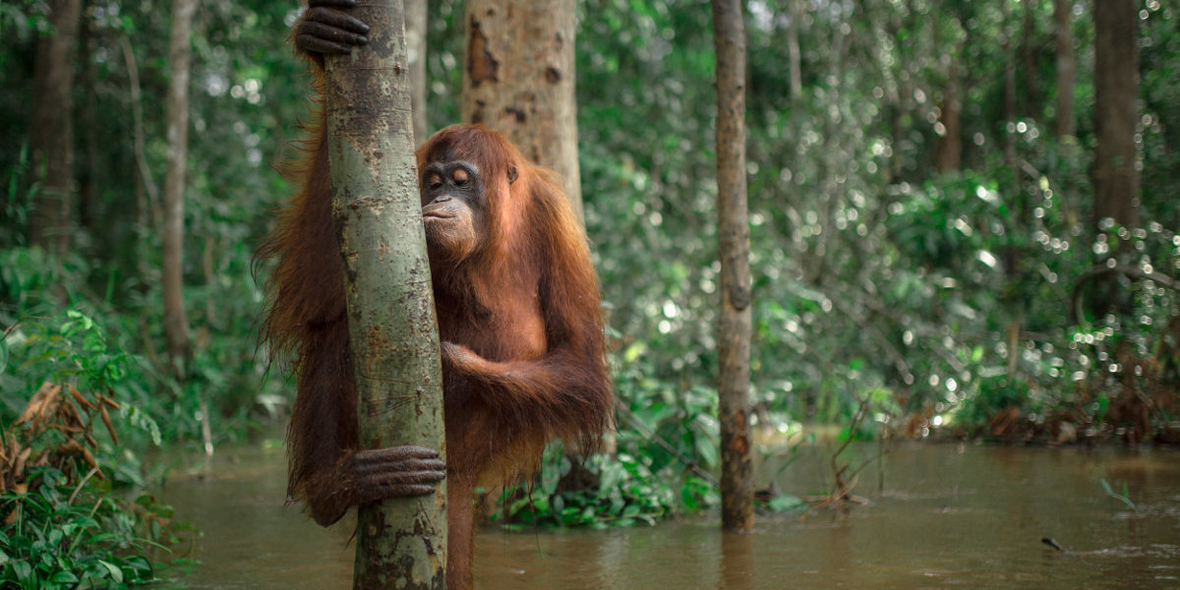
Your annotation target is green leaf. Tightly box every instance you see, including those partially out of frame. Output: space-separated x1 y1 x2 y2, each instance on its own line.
49 571 79 585
767 494 805 512
13 560 32 582
97 560 124 584
694 435 719 469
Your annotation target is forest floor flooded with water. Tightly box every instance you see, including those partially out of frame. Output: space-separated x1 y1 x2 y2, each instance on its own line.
147 441 1180 589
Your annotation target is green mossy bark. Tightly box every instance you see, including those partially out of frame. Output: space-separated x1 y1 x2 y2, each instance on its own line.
323 1 447 587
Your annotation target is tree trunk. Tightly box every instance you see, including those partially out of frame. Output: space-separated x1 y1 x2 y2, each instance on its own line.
786 0 802 102
1001 0 1023 287
461 0 582 220
121 36 161 230
1092 0 1140 230
1090 0 1140 319
77 5 99 230
1054 0 1076 139
29 0 82 256
934 40 962 174
405 0 427 145
321 1 448 587
162 0 197 371
1001 0 1017 167
1020 0 1037 117
712 0 753 533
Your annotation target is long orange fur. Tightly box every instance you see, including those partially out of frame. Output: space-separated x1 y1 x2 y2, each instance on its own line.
258 54 612 590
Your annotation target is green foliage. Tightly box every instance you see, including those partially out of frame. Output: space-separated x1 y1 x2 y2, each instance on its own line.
959 375 1031 427
0 311 188 588
0 468 156 589
495 450 688 529
0 0 1177 547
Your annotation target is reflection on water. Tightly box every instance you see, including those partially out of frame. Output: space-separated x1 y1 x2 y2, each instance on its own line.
150 443 1180 589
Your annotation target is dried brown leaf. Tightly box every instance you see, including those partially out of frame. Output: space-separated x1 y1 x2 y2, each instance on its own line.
68 384 97 411
14 447 31 477
18 382 62 426
61 399 83 427
80 447 101 477
100 406 119 445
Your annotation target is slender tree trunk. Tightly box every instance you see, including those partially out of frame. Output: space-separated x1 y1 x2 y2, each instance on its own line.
786 0 802 101
813 0 850 285
1092 0 1140 230
890 1 912 180
1001 0 1018 167
712 0 753 533
29 0 82 256
1054 0 1076 139
163 0 197 371
77 5 99 230
121 37 161 229
1021 0 1037 117
405 0 427 145
1001 0 1024 290
461 0 583 220
321 1 448 587
934 35 962 174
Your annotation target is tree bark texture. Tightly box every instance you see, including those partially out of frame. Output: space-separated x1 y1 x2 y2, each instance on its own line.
405 0 427 145
712 0 753 533
121 36 161 229
934 42 962 174
29 0 81 256
1054 0 1076 139
321 1 447 588
78 10 99 230
786 0 802 102
1020 0 1037 117
163 0 197 368
1092 0 1140 230
1001 0 1017 167
461 0 583 220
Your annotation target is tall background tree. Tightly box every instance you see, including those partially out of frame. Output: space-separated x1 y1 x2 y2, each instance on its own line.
406 0 427 145
1092 0 1141 232
1088 0 1141 322
461 0 583 218
1054 0 1076 140
162 0 197 373
713 0 752 532
28 0 81 256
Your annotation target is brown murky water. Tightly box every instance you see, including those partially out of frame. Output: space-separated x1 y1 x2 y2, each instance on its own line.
149 442 1180 589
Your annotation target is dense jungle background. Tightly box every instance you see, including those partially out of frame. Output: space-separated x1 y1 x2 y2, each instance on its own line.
0 0 1178 586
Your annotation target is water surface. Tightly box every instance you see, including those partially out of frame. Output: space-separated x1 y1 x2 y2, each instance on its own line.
150 442 1180 589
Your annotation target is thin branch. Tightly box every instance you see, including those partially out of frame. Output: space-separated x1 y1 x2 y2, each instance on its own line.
120 35 161 228
68 466 101 505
